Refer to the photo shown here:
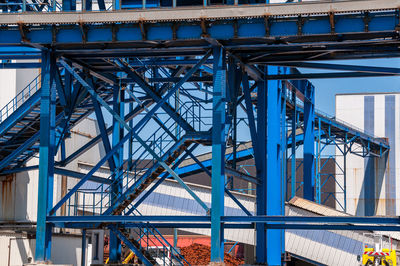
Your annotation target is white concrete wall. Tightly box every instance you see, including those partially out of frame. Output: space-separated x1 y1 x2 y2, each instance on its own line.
0 69 17 121
335 93 400 216
0 233 91 266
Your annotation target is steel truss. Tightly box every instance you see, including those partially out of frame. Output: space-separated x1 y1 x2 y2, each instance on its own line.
0 1 397 265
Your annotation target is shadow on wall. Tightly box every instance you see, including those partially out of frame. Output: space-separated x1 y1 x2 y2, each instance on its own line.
356 154 388 216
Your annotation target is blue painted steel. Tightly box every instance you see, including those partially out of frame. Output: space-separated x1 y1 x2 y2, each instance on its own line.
109 225 153 266
0 10 398 45
109 84 124 263
291 86 296 200
81 229 86 266
211 46 226 263
255 76 267 263
91 89 117 171
35 51 56 262
266 66 283 265
54 168 111 184
46 215 400 224
50 222 400 231
127 143 200 214
303 79 315 201
0 5 397 264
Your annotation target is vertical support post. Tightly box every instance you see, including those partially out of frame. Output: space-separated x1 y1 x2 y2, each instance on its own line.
85 0 92 11
109 84 124 262
291 88 296 199
35 51 56 262
81 229 86 266
113 0 120 11
173 228 178 248
303 81 315 201
266 65 283 265
316 117 321 204
280 73 287 257
343 144 347 212
128 85 133 172
60 140 67 217
211 46 227 263
227 58 240 190
255 76 267 264
64 0 76 11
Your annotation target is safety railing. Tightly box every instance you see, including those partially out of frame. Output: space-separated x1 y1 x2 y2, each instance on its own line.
284 83 383 142
0 0 337 14
66 98 205 216
0 74 40 123
126 208 190 266
0 0 61 13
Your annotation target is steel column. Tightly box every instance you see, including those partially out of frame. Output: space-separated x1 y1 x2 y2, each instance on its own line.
291 87 297 200
255 75 267 264
35 51 56 262
266 66 283 265
109 84 124 262
303 80 315 201
211 46 227 262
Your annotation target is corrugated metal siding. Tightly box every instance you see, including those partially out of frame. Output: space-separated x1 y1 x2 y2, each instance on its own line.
285 203 397 265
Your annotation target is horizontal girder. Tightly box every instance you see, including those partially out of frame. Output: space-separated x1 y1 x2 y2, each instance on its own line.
0 0 398 25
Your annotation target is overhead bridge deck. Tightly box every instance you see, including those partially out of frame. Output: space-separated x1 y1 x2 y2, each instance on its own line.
0 0 397 25
1 0 400 63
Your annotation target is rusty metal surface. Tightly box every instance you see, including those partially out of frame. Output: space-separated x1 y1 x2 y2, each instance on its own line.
0 174 15 221
0 0 398 25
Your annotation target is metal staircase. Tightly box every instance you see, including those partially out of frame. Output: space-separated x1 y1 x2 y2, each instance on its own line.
66 96 206 216
111 219 190 266
0 74 115 173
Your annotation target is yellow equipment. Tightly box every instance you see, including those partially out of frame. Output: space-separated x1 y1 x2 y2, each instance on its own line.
359 233 397 266
122 251 135 264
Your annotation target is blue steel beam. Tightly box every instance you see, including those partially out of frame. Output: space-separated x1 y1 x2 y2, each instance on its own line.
266 65 283 265
126 143 200 215
114 58 200 133
276 62 400 75
255 76 267 263
46 215 400 224
0 62 41 68
109 84 123 263
303 79 315 201
50 54 211 215
91 92 117 171
210 46 227 263
35 51 56 262
134 71 400 83
53 167 111 184
50 222 400 231
0 9 399 46
108 225 152 266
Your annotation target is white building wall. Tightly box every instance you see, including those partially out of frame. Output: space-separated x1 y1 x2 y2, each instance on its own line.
336 93 400 216
0 232 91 266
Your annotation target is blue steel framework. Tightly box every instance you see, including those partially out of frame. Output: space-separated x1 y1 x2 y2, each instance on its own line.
0 0 397 265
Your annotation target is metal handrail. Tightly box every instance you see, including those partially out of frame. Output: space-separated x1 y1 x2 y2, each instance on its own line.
69 100 199 215
0 0 345 14
0 74 40 123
